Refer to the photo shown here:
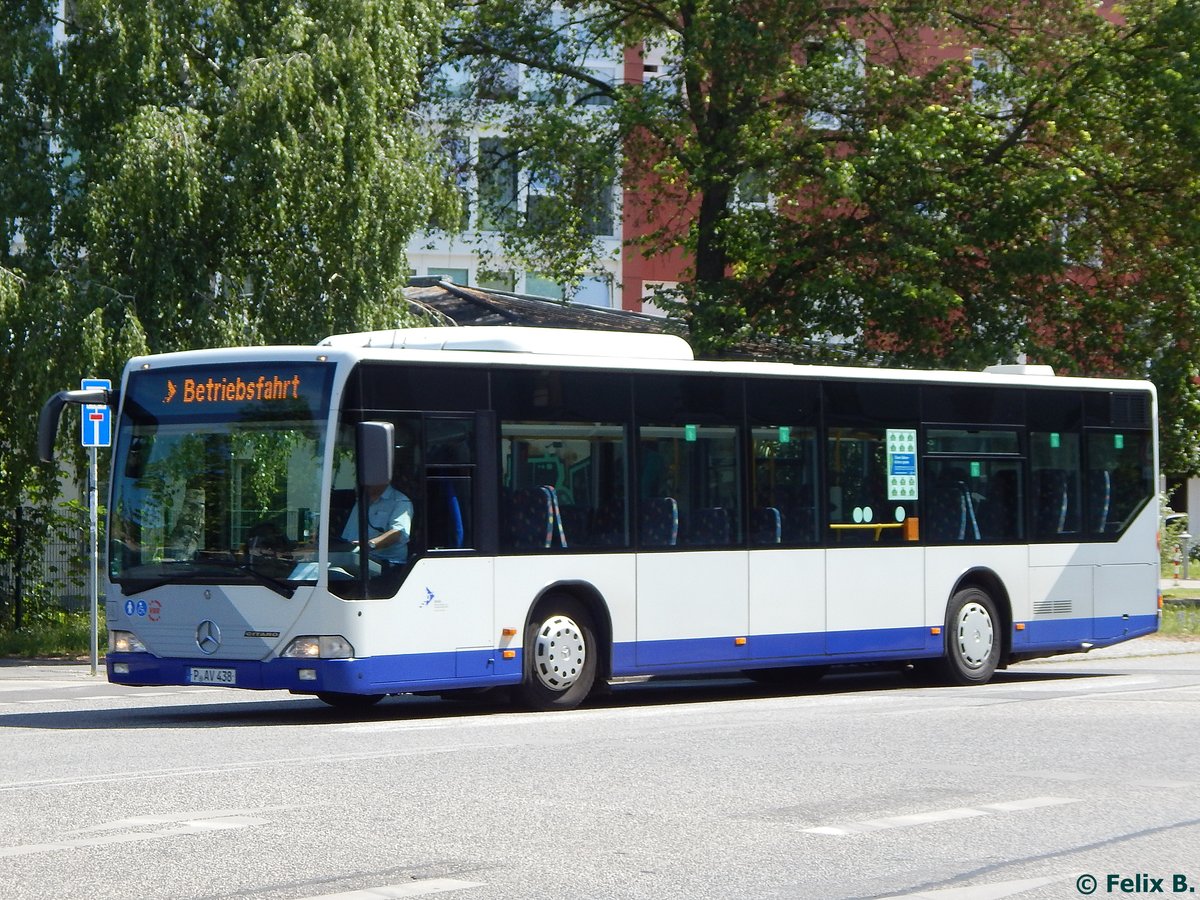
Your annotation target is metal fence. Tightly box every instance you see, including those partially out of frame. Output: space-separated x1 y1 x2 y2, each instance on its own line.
0 508 91 627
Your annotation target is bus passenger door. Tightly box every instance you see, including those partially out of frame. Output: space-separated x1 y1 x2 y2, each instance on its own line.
415 413 496 677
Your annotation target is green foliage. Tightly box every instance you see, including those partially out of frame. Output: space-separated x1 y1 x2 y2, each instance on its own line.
445 0 1200 473
1159 601 1200 637
0 1 450 627
0 611 97 659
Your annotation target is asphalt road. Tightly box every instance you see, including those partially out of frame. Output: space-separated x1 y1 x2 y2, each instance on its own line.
1 639 1198 900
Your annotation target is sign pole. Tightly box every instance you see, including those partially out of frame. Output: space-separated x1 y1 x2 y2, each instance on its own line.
80 376 111 679
89 445 99 676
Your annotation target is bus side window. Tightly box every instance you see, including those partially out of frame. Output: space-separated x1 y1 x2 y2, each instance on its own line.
500 422 627 550
1031 431 1081 538
751 426 818 546
425 417 475 551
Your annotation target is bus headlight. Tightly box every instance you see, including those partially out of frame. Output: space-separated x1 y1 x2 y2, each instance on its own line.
280 636 354 659
109 630 147 653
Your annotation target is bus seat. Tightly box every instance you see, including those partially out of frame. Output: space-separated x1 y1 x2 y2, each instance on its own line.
542 485 568 548
927 474 967 542
980 469 1019 540
329 488 356 538
1089 469 1112 533
751 506 782 545
591 501 626 546
440 484 465 549
506 486 556 550
557 503 589 546
690 507 731 546
1035 469 1071 535
640 497 678 547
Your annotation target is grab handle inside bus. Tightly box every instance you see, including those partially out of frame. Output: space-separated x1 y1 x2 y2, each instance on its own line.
357 421 395 487
38 387 115 463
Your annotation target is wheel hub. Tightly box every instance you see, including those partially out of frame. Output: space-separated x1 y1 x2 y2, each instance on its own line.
533 614 586 691
956 602 994 669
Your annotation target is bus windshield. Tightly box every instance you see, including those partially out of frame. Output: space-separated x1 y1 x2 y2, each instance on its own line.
108 362 334 592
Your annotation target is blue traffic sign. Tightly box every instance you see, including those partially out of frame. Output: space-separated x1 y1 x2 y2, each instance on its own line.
81 377 112 448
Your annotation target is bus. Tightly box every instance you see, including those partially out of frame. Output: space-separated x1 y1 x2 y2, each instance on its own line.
39 326 1160 710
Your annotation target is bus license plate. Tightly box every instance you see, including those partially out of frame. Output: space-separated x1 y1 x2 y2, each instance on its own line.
190 667 236 685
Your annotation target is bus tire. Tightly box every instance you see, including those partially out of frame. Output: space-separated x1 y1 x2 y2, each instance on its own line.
517 596 597 711
316 692 385 709
937 586 1000 685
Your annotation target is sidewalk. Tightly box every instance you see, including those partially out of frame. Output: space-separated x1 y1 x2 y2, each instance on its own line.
1162 578 1200 592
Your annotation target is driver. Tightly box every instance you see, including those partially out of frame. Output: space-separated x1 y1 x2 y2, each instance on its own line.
341 481 413 565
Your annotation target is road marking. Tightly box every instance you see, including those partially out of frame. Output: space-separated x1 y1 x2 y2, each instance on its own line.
1 688 228 706
294 879 485 899
879 874 1068 899
803 796 1079 836
64 806 296 835
982 675 1159 693
0 810 273 858
0 748 458 793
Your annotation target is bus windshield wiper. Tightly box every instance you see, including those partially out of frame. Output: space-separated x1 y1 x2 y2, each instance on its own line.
118 559 295 599
193 559 296 599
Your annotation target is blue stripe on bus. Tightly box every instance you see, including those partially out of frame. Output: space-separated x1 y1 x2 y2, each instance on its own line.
1019 614 1158 651
107 649 524 695
107 614 1159 696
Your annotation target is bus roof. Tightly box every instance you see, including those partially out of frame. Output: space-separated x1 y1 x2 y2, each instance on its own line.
319 326 695 361
125 328 1155 398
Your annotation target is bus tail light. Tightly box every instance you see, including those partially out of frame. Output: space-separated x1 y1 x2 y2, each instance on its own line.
281 635 354 659
109 630 147 653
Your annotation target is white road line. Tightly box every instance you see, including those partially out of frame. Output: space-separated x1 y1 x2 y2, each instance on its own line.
2 688 229 706
0 748 458 793
879 874 1068 899
65 806 296 835
0 814 268 858
294 879 485 899
983 675 1159 693
803 797 1079 836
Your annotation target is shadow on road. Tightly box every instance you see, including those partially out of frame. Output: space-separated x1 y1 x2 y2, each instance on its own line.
0 663 1119 731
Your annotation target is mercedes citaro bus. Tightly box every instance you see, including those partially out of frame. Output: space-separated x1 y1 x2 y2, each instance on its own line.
39 326 1159 709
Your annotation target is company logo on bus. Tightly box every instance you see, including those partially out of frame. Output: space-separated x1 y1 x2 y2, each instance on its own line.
195 620 222 655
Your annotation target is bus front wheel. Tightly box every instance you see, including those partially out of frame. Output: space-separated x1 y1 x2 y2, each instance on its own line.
938 587 1000 686
517 596 597 711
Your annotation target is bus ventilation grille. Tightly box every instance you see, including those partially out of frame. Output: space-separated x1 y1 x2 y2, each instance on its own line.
1033 598 1074 616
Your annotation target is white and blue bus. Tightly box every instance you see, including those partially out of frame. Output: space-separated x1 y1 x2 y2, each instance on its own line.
39 326 1160 709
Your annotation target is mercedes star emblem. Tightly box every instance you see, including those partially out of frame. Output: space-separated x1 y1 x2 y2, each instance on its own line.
195 619 222 655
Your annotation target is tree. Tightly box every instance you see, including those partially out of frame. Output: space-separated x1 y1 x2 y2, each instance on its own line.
445 0 1200 472
0 0 452 622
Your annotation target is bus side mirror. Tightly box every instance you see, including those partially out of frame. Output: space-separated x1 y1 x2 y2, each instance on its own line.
38 387 115 463
357 421 394 487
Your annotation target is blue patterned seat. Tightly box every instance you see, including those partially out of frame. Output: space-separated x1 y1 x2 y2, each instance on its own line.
506 486 555 550
1088 469 1112 533
751 506 782 545
639 497 678 547
690 507 731 546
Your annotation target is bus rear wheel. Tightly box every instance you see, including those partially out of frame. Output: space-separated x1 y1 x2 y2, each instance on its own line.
937 586 1000 685
516 596 597 711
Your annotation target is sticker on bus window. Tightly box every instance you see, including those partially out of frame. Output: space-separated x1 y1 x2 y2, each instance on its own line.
886 429 919 500
684 424 698 442
778 426 791 444
970 461 981 477
1115 434 1124 449
1050 432 1061 449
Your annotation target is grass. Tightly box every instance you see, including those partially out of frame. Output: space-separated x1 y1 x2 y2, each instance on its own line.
0 612 99 660
1159 597 1200 637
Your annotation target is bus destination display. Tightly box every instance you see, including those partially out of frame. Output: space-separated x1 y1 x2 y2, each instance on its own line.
125 362 333 422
